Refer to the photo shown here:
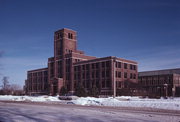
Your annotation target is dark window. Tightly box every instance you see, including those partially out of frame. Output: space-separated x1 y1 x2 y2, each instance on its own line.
102 80 105 88
102 71 105 77
92 72 95 78
68 33 73 39
118 72 121 78
86 72 89 78
96 63 99 69
133 74 136 79
106 80 111 87
130 64 133 70
118 62 121 68
74 74 76 80
130 73 133 79
74 66 78 71
102 62 105 68
78 66 81 71
78 73 81 79
96 72 99 78
83 72 85 79
106 61 110 67
106 71 110 77
124 63 127 69
86 64 89 70
82 65 85 70
124 72 127 78
92 63 95 69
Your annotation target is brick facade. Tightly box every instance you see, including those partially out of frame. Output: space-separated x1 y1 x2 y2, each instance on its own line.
25 28 138 96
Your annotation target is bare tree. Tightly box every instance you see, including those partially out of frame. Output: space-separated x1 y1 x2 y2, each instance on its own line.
2 76 10 90
9 84 23 95
0 76 11 95
10 84 22 91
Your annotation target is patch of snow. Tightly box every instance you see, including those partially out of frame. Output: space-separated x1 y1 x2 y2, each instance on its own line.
0 95 60 102
0 95 180 111
72 96 180 110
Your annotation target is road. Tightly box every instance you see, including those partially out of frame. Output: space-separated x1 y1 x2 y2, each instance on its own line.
0 101 180 122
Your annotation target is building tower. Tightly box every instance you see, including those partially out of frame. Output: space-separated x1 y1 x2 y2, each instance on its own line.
48 28 77 95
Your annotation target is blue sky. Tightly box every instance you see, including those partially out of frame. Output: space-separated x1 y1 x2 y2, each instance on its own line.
0 0 180 87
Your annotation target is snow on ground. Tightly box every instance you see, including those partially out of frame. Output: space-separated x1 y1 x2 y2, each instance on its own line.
0 95 60 102
72 96 180 110
0 95 180 110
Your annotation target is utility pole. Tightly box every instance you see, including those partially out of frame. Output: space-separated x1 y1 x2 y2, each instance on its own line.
113 58 116 98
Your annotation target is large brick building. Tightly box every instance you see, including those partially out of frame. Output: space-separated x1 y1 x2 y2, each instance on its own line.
138 68 180 97
25 28 138 96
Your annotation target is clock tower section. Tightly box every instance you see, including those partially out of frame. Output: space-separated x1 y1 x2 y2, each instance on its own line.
54 28 77 57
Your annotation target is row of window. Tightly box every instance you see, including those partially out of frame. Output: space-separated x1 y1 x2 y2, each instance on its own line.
116 62 136 70
115 71 136 79
55 32 75 40
28 71 48 78
74 61 111 72
74 70 110 80
75 79 111 89
139 80 171 86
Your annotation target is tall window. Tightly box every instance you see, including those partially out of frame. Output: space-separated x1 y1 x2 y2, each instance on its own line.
124 72 127 78
124 63 127 69
68 33 73 39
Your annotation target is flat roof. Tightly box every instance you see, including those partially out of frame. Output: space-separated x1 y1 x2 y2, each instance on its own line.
28 67 48 73
74 56 137 65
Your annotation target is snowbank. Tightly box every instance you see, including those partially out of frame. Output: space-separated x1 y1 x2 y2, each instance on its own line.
72 96 180 110
0 95 60 102
0 95 180 111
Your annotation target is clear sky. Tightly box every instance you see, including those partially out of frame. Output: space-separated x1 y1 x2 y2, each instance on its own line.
0 0 180 87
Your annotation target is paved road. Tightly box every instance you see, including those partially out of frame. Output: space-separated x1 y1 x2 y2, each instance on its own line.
0 101 180 122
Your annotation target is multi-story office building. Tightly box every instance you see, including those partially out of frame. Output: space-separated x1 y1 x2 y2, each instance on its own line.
138 68 180 97
25 28 138 95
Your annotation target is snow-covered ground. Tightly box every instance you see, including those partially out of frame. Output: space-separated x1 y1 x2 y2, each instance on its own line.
0 95 60 102
0 95 180 111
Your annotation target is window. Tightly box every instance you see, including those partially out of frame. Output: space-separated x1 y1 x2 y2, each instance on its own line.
130 73 133 79
106 71 110 77
133 74 136 79
106 79 111 87
116 71 118 77
82 65 85 70
86 64 89 70
96 63 99 69
124 72 127 78
130 64 133 70
68 33 73 39
124 63 127 69
118 62 121 68
92 63 95 69
82 72 85 79
86 72 89 78
96 72 99 78
102 80 105 88
102 62 105 68
106 61 110 67
102 71 105 77
92 72 95 78
118 72 121 78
